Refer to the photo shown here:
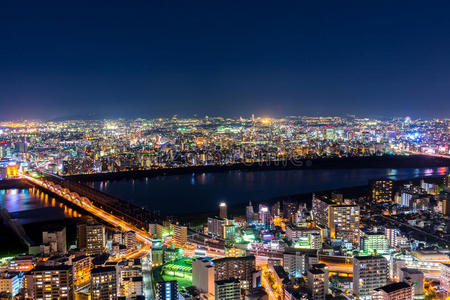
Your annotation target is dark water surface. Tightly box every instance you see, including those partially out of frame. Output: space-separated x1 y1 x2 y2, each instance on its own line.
87 167 448 213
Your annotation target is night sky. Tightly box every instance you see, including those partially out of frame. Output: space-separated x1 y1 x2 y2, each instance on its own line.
1 1 449 120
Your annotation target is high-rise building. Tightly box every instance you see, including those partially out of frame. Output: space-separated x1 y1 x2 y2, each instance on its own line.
371 179 394 203
361 233 389 255
77 223 87 249
172 223 187 247
219 202 227 219
215 278 241 300
283 251 306 278
42 225 67 255
157 280 178 300
399 268 423 299
372 282 413 300
353 256 388 300
246 202 254 224
0 272 21 298
124 231 137 251
283 200 298 222
384 227 399 248
213 256 256 289
192 258 215 296
90 266 117 300
208 217 225 238
307 264 329 300
328 204 360 245
32 265 73 300
72 255 93 289
116 260 143 298
86 224 106 256
312 194 330 228
258 205 270 227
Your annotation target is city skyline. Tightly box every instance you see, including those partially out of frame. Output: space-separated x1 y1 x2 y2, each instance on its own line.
1 1 450 120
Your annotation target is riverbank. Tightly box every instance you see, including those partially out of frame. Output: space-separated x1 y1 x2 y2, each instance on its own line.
173 174 447 226
67 155 449 181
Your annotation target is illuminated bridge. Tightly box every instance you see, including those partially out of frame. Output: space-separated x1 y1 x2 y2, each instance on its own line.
21 173 152 244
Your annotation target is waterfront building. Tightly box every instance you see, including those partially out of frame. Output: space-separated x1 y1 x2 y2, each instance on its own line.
353 256 388 300
215 278 241 300
219 202 227 219
32 265 73 300
258 205 270 227
157 280 178 300
90 266 117 300
371 179 394 203
246 202 254 224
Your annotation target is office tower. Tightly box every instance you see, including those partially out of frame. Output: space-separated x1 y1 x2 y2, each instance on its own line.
246 202 254 224
372 282 413 300
42 225 67 255
219 202 227 219
208 217 225 238
371 179 394 203
283 251 306 278
124 230 137 250
307 264 329 300
441 263 450 294
353 256 388 300
172 223 188 247
328 204 360 245
157 280 178 300
192 258 215 296
399 268 423 299
213 255 256 289
283 200 298 222
361 233 389 255
72 255 93 289
285 225 322 249
86 224 106 256
312 194 330 228
215 278 241 300
90 266 117 300
384 227 399 248
258 205 270 227
32 265 73 300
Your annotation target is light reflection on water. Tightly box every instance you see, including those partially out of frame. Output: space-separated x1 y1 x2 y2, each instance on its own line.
89 167 448 214
0 188 83 223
